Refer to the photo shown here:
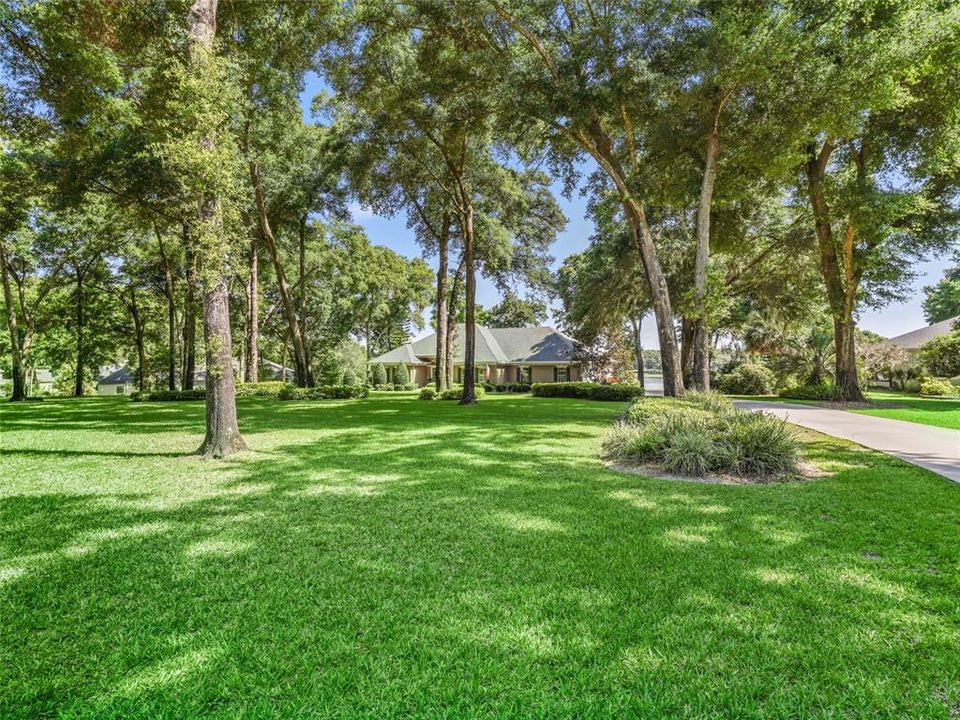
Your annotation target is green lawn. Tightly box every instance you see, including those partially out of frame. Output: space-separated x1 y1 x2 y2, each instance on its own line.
852 389 960 430
1 394 958 719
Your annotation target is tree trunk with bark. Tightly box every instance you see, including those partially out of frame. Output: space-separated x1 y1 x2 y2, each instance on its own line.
248 160 312 386
630 315 644 389
0 246 27 401
182 224 197 390
805 141 864 401
188 0 246 457
434 211 451 392
245 234 258 383
446 260 463 390
73 270 85 397
155 224 178 391
459 205 477 405
128 285 147 391
691 110 721 391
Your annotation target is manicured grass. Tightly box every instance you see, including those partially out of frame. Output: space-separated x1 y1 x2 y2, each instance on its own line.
853 389 960 430
1 394 958 718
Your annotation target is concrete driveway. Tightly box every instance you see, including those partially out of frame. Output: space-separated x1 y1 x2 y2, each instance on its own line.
734 400 960 484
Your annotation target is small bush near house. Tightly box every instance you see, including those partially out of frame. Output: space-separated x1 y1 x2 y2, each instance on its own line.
714 362 777 395
235 381 287 398
341 369 357 386
374 384 394 391
779 383 839 401
403 383 417 391
277 385 369 401
483 382 496 393
532 382 645 401
438 385 486 401
130 389 206 402
371 364 388 386
603 395 799 480
919 378 958 397
394 363 410 385
917 331 960 378
392 383 405 391
418 387 437 400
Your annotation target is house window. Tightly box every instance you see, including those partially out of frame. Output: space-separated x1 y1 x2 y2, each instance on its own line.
116 386 125 395
517 366 531 384
556 366 569 382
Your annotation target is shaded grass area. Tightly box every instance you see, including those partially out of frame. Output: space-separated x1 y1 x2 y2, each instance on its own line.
853 389 960 430
1 394 958 719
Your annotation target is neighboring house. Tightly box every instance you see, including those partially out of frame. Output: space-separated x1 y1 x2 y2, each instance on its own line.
97 365 135 396
194 359 294 389
368 325 581 387
884 316 959 352
34 368 54 393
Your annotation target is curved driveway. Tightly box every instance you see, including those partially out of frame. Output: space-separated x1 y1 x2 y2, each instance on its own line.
734 400 960 484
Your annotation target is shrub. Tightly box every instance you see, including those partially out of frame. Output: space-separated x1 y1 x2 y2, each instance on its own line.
719 412 799 477
495 384 507 393
661 429 716 476
482 382 496 393
779 383 838 401
235 381 287 398
682 390 734 415
374 383 394 391
438 385 487 401
403 382 417 391
419 387 438 400
605 396 800 480
131 389 205 402
372 363 387 386
394 362 410 385
531 382 645 401
392 383 404 391
341 369 357 386
277 384 369 401
920 378 958 397
918 331 960 378
715 363 777 395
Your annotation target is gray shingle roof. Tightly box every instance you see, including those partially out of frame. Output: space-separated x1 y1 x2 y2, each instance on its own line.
98 365 133 384
884 316 958 350
369 325 578 365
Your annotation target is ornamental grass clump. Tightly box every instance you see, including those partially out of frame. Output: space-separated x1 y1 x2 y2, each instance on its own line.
603 394 800 481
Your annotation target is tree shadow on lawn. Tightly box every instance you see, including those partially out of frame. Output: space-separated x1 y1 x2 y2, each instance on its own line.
1 398 958 718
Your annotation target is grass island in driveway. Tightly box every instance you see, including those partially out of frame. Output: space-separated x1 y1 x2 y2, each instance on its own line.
1 394 958 719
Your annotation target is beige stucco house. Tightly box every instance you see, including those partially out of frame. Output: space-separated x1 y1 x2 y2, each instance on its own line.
368 325 581 387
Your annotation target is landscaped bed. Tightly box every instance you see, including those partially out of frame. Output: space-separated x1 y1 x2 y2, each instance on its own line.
1 394 957 718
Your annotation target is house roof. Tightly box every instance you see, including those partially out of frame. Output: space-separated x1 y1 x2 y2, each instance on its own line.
369 325 578 365
98 365 133 384
884 316 958 350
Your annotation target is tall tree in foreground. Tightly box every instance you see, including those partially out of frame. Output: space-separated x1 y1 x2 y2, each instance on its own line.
183 0 246 456
791 0 960 400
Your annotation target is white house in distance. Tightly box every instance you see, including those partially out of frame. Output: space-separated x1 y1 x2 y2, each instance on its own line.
369 324 581 387
96 365 135 395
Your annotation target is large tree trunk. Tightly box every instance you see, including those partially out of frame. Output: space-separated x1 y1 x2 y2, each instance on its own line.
460 204 477 405
446 260 464 390
805 141 863 401
582 123 683 397
128 285 147 391
245 234 258 383
630 315 644 389
0 246 27 401
155 224 178 391
188 0 246 457
248 160 312 386
297 213 308 359
691 112 721 391
680 316 694 389
435 211 450 392
73 270 84 397
182 224 197 390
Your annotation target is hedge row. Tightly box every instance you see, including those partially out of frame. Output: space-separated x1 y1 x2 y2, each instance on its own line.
130 389 205 402
235 381 287 398
531 382 645 401
277 385 369 401
373 383 417 392
482 383 532 393
419 385 487 401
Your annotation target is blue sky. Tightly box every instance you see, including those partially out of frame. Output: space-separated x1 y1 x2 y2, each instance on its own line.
300 74 954 346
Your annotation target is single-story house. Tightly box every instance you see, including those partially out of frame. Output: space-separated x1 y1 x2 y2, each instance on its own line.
884 315 958 352
34 368 54 393
193 359 294 389
368 324 581 387
97 365 135 395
